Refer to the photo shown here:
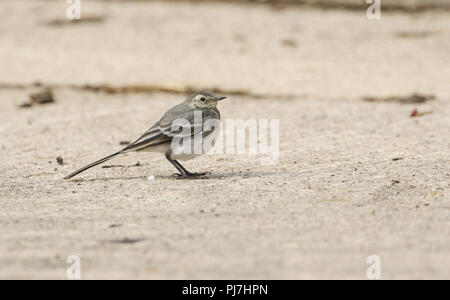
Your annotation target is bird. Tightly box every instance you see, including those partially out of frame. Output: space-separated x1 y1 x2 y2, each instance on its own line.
64 91 226 179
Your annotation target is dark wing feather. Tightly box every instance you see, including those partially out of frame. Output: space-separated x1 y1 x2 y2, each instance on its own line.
121 105 220 153
120 121 171 153
121 104 196 153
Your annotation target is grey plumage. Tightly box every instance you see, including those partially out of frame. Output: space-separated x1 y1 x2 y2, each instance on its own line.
64 91 226 179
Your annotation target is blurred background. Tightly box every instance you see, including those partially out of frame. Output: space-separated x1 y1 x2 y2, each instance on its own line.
1 0 449 99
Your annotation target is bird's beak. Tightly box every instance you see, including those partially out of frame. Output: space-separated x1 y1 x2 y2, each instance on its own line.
216 96 227 101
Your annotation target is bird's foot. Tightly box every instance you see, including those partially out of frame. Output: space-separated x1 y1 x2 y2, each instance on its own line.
187 171 211 177
171 171 211 179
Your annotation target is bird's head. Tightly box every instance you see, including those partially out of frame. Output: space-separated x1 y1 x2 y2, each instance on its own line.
186 91 226 108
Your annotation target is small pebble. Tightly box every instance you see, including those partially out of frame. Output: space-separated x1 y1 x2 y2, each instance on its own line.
147 175 155 181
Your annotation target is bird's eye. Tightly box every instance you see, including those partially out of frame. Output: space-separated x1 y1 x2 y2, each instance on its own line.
200 97 206 102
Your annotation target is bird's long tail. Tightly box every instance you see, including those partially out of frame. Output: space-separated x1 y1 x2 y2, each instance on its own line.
63 151 122 179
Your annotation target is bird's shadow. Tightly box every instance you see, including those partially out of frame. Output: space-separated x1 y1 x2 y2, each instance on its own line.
66 171 277 182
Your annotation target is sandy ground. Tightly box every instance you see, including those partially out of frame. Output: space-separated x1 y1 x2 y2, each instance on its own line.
0 0 449 279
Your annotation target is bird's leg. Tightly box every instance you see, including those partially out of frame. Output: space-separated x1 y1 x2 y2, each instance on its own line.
165 151 209 178
165 151 187 178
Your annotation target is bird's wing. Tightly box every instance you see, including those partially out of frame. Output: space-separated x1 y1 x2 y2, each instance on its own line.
159 106 204 137
120 104 210 153
119 120 170 153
